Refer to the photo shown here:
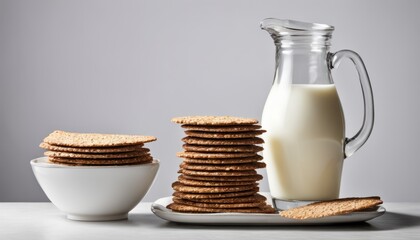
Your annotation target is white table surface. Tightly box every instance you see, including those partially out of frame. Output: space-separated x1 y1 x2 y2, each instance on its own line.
1 202 420 240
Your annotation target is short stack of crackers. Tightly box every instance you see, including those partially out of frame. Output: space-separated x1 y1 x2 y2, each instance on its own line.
40 130 156 166
168 116 276 213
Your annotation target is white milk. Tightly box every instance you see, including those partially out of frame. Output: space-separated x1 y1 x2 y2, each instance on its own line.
262 84 345 201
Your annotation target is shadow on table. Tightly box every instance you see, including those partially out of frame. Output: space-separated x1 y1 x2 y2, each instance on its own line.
150 212 420 232
56 213 164 229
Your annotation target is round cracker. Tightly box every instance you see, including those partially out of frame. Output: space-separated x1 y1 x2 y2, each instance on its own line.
173 189 259 199
44 148 149 159
186 194 267 204
182 174 263 182
167 203 275 213
172 116 258 126
182 155 263 165
173 197 266 209
48 155 153 165
172 181 258 193
180 169 257 177
184 130 265 139
177 151 256 159
182 124 262 132
182 137 264 146
279 197 383 219
43 130 156 147
40 142 145 153
182 144 263 153
178 176 256 187
180 162 266 171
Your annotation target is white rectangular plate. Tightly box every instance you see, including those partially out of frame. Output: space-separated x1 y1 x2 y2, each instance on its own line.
151 196 385 225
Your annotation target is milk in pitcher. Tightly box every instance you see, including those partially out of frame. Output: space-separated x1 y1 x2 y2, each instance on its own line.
262 84 345 201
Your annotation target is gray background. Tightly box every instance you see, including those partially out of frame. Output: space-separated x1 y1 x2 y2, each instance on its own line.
1 0 419 202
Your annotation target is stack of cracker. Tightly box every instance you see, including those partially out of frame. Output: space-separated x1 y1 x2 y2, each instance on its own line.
168 116 276 213
40 130 156 166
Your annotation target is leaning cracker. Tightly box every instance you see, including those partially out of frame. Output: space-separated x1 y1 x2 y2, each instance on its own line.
184 130 265 139
43 130 156 147
167 203 275 213
182 124 262 132
182 137 264 145
173 189 259 199
172 181 258 193
177 151 256 159
172 116 258 126
280 197 383 219
180 162 266 171
178 176 256 187
181 174 263 182
183 144 263 153
173 197 266 209
40 142 145 153
182 155 263 165
180 169 257 177
48 155 153 165
44 148 149 159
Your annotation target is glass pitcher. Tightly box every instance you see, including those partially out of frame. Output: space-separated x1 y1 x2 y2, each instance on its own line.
260 19 374 203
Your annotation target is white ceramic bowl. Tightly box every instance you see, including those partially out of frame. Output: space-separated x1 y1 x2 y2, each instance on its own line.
31 157 159 221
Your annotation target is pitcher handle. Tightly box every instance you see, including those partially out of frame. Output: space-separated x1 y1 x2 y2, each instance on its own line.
328 50 374 158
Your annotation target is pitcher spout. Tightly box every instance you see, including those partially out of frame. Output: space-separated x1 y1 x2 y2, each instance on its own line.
260 18 334 44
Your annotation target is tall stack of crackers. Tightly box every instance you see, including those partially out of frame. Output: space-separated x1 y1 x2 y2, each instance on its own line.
40 130 156 166
168 116 276 213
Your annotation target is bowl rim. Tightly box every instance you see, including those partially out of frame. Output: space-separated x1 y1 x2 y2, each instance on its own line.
30 156 160 169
